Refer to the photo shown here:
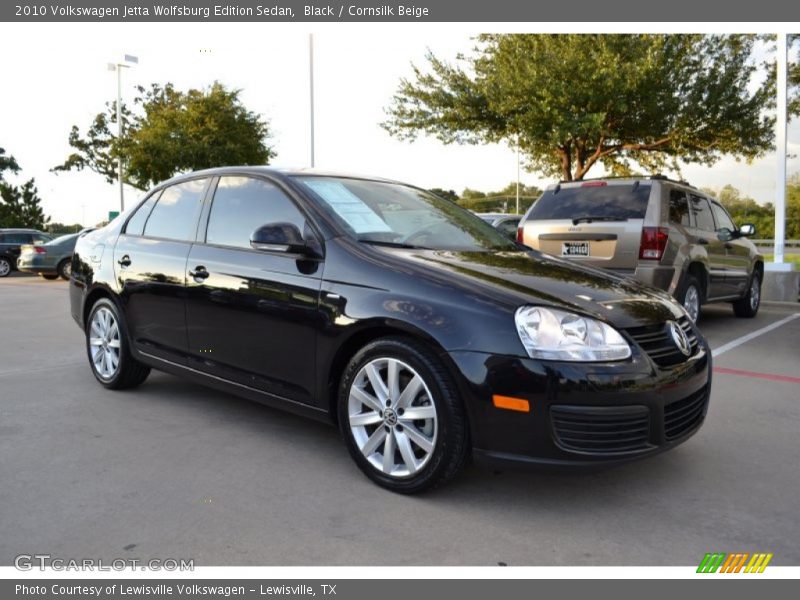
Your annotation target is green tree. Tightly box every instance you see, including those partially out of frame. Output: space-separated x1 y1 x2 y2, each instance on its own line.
0 147 20 181
54 82 276 190
790 34 799 118
428 188 459 202
0 178 50 230
384 35 774 181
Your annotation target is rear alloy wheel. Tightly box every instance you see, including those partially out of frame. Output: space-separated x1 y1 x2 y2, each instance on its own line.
86 298 150 389
733 273 761 318
0 257 11 277
57 258 72 281
679 275 701 323
339 337 469 493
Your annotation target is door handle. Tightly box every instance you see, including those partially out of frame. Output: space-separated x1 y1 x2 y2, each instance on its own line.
724 243 733 250
189 266 210 281
117 255 131 267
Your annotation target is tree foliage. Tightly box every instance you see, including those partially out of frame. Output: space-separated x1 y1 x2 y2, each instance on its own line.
790 34 800 118
456 182 542 213
0 147 20 181
384 35 775 181
706 178 800 241
54 82 276 190
0 178 50 230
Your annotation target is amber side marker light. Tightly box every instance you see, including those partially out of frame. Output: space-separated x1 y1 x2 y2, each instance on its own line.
492 395 530 413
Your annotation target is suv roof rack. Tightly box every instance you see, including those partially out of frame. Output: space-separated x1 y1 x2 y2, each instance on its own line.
557 174 696 189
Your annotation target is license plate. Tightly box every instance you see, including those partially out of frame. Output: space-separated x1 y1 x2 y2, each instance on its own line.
561 242 589 257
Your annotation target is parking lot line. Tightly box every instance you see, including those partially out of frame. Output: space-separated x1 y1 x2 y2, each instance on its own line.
711 313 800 358
713 366 800 384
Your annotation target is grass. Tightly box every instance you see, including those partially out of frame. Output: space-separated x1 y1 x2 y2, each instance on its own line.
761 254 800 268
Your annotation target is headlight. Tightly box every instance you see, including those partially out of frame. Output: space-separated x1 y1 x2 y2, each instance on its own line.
515 306 631 361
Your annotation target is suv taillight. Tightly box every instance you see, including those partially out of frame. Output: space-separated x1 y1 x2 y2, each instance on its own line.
639 227 669 260
516 224 524 244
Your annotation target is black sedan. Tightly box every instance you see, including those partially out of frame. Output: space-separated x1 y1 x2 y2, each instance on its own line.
69 168 711 493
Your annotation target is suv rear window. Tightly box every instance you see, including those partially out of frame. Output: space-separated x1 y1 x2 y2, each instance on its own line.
528 184 651 221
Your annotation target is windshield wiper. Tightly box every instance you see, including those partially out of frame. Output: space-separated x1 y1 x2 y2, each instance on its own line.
571 216 628 225
358 239 429 250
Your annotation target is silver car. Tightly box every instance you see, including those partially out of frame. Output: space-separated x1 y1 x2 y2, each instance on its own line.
518 176 762 321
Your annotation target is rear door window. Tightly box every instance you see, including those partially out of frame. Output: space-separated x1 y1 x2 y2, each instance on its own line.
668 189 691 227
143 179 208 241
125 191 162 236
689 195 716 232
527 184 650 220
3 233 31 244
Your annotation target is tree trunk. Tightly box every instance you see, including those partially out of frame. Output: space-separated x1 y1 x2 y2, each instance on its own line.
558 146 573 181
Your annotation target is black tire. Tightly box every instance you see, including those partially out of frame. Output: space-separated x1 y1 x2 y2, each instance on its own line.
677 274 702 323
732 272 761 318
0 257 12 278
338 336 470 494
41 273 59 280
85 297 151 390
57 258 71 281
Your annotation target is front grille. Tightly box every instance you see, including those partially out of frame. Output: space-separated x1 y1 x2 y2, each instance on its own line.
625 317 698 367
550 405 651 454
664 386 709 440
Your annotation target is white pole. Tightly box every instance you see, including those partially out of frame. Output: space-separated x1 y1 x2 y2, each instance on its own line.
309 33 315 168
515 135 520 215
774 33 787 266
116 65 124 212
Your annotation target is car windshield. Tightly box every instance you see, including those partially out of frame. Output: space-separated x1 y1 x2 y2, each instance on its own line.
294 176 518 251
528 184 651 221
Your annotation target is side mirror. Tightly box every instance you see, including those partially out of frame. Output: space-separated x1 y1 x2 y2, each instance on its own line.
738 223 756 237
716 227 734 242
250 223 309 254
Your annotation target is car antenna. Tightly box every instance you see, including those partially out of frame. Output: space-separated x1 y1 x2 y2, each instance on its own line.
632 180 640 191
553 183 561 195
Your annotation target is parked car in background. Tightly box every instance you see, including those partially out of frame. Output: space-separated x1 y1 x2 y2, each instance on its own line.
17 230 93 280
70 167 710 493
0 229 53 277
476 213 522 240
518 176 763 322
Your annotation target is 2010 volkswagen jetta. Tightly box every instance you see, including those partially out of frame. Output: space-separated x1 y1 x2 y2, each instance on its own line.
70 167 711 493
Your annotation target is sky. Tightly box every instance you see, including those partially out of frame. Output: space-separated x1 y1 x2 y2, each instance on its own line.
0 23 798 226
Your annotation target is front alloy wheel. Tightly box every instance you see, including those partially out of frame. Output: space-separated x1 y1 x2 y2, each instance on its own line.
0 257 11 277
339 337 469 493
348 357 438 478
733 273 761 318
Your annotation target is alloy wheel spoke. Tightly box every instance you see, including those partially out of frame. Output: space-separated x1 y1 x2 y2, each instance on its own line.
365 363 388 403
349 411 383 427
400 405 436 421
107 339 121 349
382 430 396 473
360 427 387 456
386 360 400 405
89 337 104 347
395 431 418 475
350 385 383 414
403 423 434 453
396 375 423 408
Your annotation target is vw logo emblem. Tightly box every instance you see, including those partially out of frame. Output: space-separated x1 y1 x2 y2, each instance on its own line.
668 321 691 356
382 407 398 427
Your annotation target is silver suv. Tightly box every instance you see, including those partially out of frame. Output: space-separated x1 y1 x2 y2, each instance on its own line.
518 176 763 321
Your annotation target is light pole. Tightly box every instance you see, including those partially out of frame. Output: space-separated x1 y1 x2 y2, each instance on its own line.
309 34 315 168
107 54 138 213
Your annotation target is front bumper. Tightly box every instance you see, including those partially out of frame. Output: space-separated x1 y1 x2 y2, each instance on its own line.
447 335 711 467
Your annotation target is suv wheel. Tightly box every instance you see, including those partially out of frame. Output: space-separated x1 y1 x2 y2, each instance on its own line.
0 257 11 277
679 274 701 322
732 273 761 318
57 258 72 281
86 298 151 389
339 337 469 494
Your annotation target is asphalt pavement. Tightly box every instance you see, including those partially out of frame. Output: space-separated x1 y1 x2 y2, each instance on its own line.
1 273 798 566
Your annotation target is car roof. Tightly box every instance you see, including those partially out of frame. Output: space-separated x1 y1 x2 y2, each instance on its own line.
155 166 401 189
476 213 521 219
544 175 696 191
0 228 47 233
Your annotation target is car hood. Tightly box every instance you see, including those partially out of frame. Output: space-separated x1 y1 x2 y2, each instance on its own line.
395 248 684 329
